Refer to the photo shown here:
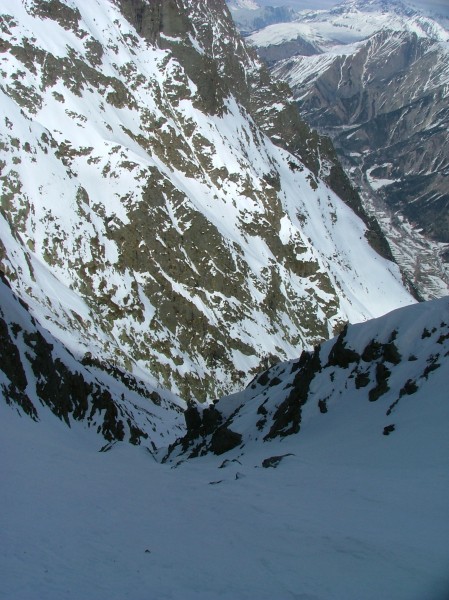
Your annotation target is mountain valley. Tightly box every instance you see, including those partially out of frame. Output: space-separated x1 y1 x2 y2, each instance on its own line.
244 0 449 299
1 1 448 598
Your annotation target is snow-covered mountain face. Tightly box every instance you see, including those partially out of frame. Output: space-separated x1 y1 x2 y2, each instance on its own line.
246 0 449 299
0 0 413 403
250 0 449 56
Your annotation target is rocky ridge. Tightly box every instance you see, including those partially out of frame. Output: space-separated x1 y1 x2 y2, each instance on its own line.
167 294 449 461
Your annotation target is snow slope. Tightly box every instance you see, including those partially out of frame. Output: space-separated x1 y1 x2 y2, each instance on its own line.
169 296 449 463
2 296 449 600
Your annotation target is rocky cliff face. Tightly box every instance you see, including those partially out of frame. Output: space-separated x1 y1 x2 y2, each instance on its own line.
0 0 412 403
246 0 449 298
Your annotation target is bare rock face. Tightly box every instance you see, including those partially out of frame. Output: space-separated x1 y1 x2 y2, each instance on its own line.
0 0 412 403
117 0 183 44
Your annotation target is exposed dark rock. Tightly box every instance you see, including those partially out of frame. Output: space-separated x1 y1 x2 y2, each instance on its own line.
318 399 328 414
262 453 294 468
327 326 360 369
185 400 202 432
128 421 148 445
422 361 440 379
400 379 418 397
32 0 82 34
355 370 370 389
362 340 383 362
264 347 321 440
257 403 268 416
362 338 401 366
383 424 396 436
437 332 449 344
382 341 402 365
256 417 266 431
368 363 391 402
210 427 242 455
0 316 28 393
264 393 301 439
256 370 271 387
386 378 419 415
90 389 125 442
116 0 184 45
201 405 223 434
0 309 37 418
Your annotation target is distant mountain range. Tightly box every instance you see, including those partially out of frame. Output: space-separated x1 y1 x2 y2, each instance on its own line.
243 0 449 299
226 0 296 35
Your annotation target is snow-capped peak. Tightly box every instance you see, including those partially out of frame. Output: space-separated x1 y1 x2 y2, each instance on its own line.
227 0 260 11
248 0 449 50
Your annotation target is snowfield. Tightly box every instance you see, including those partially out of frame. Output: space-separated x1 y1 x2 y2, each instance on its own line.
2 390 448 600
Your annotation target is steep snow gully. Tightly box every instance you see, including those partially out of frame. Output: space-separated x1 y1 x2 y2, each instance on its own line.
0 1 448 599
